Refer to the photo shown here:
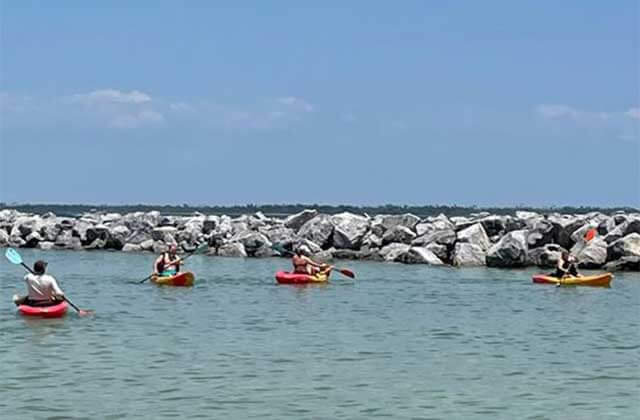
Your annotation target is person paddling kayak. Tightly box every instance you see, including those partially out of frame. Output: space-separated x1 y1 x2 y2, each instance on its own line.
153 244 182 276
12 260 65 307
292 245 332 276
551 251 581 278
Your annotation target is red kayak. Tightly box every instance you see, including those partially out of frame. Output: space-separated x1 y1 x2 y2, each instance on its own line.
275 271 330 284
18 301 69 318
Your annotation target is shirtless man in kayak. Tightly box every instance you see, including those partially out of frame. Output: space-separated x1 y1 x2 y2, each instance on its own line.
153 244 182 276
13 260 65 307
292 245 332 276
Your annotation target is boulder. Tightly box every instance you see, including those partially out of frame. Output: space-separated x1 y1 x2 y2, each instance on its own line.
261 226 295 245
122 243 143 252
0 229 9 246
284 209 318 231
486 230 529 268
378 243 411 262
24 231 43 248
528 244 566 268
478 215 507 237
575 238 608 269
378 213 420 231
425 242 449 262
140 239 155 251
230 231 272 256
382 225 416 245
412 229 456 247
452 243 486 266
607 233 640 261
399 247 444 265
86 224 110 244
604 256 640 272
330 212 370 249
526 219 558 249
126 230 152 245
202 215 220 234
298 215 334 248
72 220 93 243
151 226 178 242
217 242 247 257
37 241 55 250
106 225 131 250
457 223 491 251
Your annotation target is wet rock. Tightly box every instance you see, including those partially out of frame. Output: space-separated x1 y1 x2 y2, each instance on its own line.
122 243 143 252
604 256 640 271
298 215 334 248
575 238 608 269
486 230 529 268
457 223 491 251
284 209 318 231
528 244 566 268
607 233 640 261
37 241 55 250
217 242 247 257
330 212 370 249
452 243 486 266
400 247 444 265
379 243 411 262
382 225 416 245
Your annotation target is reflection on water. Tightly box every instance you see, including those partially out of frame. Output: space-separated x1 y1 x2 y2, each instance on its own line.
0 249 638 419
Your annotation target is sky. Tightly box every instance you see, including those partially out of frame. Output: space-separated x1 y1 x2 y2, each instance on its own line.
1 1 638 207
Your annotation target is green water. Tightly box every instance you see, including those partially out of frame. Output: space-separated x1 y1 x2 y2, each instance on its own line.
1 249 638 419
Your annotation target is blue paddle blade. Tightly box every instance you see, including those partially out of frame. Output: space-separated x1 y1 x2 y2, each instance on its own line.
5 248 23 265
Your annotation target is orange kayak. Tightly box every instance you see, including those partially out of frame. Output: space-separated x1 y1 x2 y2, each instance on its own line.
151 271 195 287
532 273 613 287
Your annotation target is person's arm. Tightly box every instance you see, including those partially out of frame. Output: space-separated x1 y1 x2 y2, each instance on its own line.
304 256 325 268
153 256 162 274
49 276 65 298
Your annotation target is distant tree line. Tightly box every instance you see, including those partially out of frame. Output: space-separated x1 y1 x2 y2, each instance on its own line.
1 203 637 218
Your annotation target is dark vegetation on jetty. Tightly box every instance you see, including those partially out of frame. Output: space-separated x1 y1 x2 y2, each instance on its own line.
1 203 637 218
1 204 638 272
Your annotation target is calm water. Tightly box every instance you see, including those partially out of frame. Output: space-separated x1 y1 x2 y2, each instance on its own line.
1 249 638 419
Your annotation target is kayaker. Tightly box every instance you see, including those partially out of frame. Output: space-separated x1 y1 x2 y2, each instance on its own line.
292 245 331 276
552 251 580 278
153 244 182 276
12 260 65 307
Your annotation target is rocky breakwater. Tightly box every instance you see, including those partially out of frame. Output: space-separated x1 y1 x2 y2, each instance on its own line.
1 208 639 272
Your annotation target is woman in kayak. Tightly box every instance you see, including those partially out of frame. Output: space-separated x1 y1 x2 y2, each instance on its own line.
292 245 332 276
552 251 580 278
13 260 65 307
154 244 182 276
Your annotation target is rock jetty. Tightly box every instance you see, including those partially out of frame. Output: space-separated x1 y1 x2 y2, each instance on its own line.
1 208 638 271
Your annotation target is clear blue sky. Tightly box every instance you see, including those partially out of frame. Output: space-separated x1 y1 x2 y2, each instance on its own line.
1 1 638 207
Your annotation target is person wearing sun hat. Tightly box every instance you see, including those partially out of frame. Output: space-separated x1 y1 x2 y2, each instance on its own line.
12 260 65 307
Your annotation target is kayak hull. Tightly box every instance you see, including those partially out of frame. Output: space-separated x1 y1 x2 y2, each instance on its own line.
275 271 329 284
532 273 613 287
18 301 69 318
151 271 195 287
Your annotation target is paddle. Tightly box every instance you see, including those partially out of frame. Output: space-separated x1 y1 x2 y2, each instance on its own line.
271 243 355 279
139 242 208 284
5 248 93 316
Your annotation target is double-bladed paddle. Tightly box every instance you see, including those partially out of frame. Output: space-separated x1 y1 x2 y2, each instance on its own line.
271 243 355 279
139 242 208 284
5 248 94 316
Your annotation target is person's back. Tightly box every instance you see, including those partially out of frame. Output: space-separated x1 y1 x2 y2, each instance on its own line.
24 273 63 303
14 260 64 307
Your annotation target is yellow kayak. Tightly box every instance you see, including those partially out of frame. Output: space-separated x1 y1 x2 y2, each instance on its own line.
151 271 195 287
532 273 613 287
